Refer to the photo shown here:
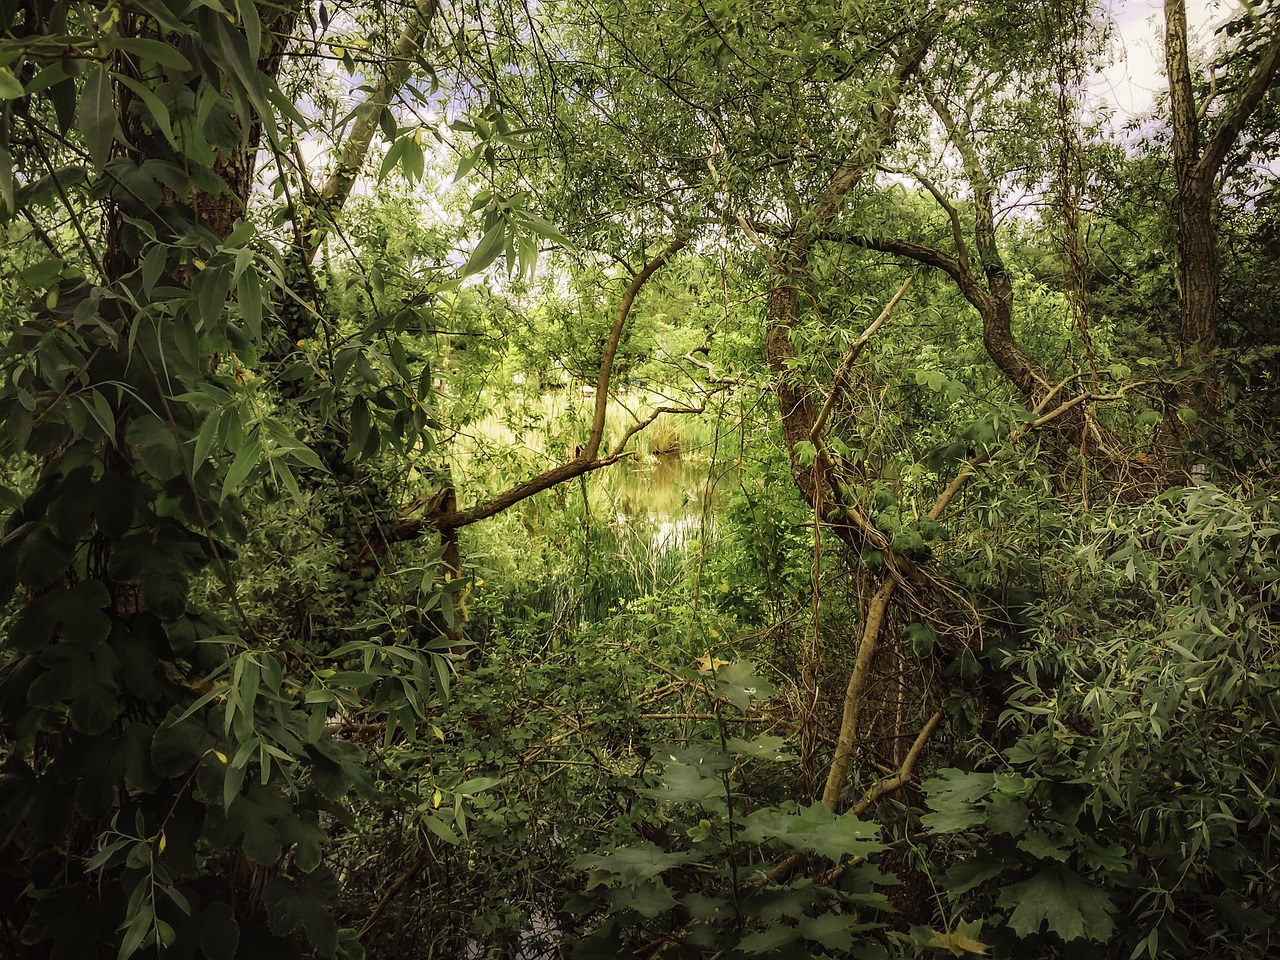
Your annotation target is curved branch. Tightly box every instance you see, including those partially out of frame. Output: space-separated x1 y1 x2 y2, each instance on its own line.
849 710 944 816
397 235 689 536
879 164 972 275
1197 29 1280 183
810 277 912 444
586 235 690 459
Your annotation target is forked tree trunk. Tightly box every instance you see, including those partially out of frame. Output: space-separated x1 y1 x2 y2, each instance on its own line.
1164 0 1280 407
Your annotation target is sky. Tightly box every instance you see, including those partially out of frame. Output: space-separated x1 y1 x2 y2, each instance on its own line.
1095 0 1232 119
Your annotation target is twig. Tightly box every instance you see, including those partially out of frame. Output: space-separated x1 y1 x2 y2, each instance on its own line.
357 847 432 940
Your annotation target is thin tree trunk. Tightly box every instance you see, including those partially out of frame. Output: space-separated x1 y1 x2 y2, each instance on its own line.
1165 0 1218 372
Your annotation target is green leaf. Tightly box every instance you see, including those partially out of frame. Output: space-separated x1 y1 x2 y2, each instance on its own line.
780 801 883 862
737 922 796 953
28 640 122 734
713 659 773 710
47 76 78 132
455 776 504 795
8 580 112 652
15 523 73 589
208 12 271 128
462 220 507 276
792 440 817 467
915 369 947 391
921 769 995 832
78 65 115 170
0 68 24 100
221 437 263 501
236 270 264 339
725 735 797 761
798 912 876 950
152 713 217 778
263 871 340 957
0 145 13 212
113 74 177 149
575 843 695 885
519 211 570 246
1016 828 1069 862
615 881 677 919
996 864 1115 943
196 901 239 960
112 36 193 70
126 415 185 482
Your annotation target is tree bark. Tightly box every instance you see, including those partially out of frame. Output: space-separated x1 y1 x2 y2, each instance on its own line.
1165 0 1218 371
1164 0 1280 395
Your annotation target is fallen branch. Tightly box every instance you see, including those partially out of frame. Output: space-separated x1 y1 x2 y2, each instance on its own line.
820 576 898 811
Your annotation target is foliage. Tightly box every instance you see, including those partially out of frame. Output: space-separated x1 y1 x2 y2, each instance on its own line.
0 0 1277 958
923 486 1280 959
566 659 900 959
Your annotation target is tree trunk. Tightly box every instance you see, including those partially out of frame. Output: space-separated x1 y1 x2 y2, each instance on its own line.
1165 0 1218 374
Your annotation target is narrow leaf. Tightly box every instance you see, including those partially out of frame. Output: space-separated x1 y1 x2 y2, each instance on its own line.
462 220 507 277
78 65 115 170
220 437 263 501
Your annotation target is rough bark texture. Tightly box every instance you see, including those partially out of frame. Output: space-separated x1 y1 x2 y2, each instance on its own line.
1165 0 1218 369
755 28 939 814
1164 0 1280 391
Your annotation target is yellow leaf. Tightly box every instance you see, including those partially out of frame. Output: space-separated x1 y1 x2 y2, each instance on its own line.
432 788 442 809
926 926 989 956
693 654 729 673
158 832 167 854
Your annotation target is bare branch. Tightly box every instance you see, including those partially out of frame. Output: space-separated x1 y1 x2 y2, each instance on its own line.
821 576 898 811
849 710 944 816
586 235 691 459
304 0 442 262
810 277 913 444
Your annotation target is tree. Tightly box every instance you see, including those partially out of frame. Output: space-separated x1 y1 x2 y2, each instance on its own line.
1164 0 1280 396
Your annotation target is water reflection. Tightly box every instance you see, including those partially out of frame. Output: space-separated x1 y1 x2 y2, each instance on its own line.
610 452 721 521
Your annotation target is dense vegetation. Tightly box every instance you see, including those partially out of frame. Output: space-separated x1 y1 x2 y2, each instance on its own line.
0 0 1277 957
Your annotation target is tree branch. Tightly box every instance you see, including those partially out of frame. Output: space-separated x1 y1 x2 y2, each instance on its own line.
811 277 912 444
586 235 690 459
879 164 972 275
1197 31 1280 183
304 0 441 262
397 235 689 536
820 575 898 811
848 710 943 816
